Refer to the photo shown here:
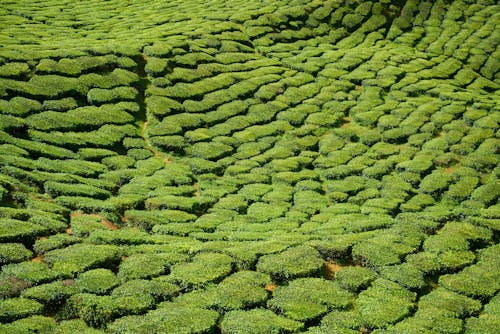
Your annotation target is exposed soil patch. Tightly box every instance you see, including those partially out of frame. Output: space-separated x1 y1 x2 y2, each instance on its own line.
32 256 44 263
65 228 73 235
265 284 278 293
325 261 345 279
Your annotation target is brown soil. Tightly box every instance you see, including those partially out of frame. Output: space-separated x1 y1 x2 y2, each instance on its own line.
265 284 278 292
193 183 200 197
32 256 44 263
140 121 172 163
325 261 345 279
65 228 73 235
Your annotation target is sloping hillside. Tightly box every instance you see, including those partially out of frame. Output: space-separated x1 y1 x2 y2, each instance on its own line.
0 0 499 333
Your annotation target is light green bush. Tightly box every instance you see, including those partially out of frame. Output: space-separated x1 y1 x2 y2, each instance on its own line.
268 278 353 321
0 297 44 322
256 245 324 281
0 243 33 265
220 308 304 334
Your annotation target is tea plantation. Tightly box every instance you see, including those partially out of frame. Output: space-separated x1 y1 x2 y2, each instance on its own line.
0 0 499 332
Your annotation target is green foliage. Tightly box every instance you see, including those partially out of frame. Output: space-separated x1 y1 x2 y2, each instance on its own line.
355 278 416 329
21 280 76 306
335 266 377 292
256 245 324 281
0 315 58 334
168 252 234 289
0 218 49 243
107 304 218 334
44 244 122 276
220 308 304 334
75 269 119 295
0 297 43 322
268 278 353 321
0 243 33 265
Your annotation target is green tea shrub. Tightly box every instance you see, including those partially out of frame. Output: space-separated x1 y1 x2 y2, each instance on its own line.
187 141 234 160
470 179 499 205
123 210 196 230
75 269 119 295
444 176 479 202
42 97 78 111
117 253 180 282
246 202 287 222
21 280 75 307
0 243 32 265
144 41 172 57
107 304 218 334
79 68 139 89
44 181 110 199
112 278 180 304
0 218 49 243
212 270 270 311
67 293 138 328
44 244 122 276
0 315 57 334
146 95 182 117
418 170 452 195
256 245 324 281
380 263 426 291
220 308 303 334
144 57 169 76
168 252 234 289
335 266 377 293
465 294 500 334
145 195 213 214
33 233 81 254
268 278 353 322
0 297 43 322
439 244 500 299
26 103 136 131
87 86 137 105
12 75 86 99
0 96 42 116
0 62 30 78
418 287 482 318
355 278 416 329
55 196 114 212
86 228 152 246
